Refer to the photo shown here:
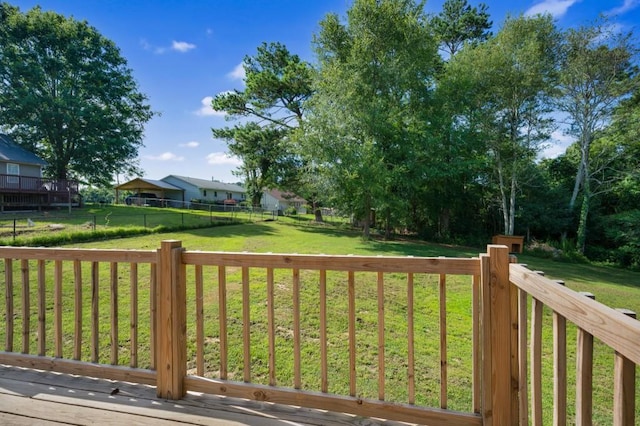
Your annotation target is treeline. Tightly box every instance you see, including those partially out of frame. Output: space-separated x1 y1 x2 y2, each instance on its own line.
211 0 640 267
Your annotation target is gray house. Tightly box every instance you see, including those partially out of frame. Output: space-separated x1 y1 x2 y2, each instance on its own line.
161 175 246 204
0 134 78 210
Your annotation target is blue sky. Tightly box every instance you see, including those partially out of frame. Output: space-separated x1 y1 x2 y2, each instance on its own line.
10 0 640 183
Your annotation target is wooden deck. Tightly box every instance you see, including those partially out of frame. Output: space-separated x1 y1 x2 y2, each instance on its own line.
0 365 414 425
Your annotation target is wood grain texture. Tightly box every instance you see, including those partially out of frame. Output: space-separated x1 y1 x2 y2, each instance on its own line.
183 251 480 274
185 375 482 426
510 264 640 364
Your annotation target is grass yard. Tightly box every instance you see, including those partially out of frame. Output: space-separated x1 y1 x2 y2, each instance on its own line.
1 218 639 423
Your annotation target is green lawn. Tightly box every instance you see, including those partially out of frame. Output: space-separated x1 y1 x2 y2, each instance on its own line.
2 217 639 424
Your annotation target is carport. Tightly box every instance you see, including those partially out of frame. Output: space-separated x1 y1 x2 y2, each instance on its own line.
114 178 184 205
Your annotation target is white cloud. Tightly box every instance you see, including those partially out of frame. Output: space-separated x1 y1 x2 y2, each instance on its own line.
607 0 640 15
179 141 200 148
145 152 185 161
172 40 196 53
228 63 246 81
140 39 195 54
206 152 242 166
195 96 226 117
525 0 580 18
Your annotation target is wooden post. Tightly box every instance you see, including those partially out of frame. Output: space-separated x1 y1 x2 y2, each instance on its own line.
156 240 186 399
480 244 514 425
614 308 636 426
576 292 595 426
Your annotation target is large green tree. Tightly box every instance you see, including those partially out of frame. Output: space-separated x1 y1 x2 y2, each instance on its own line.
308 0 440 238
555 21 637 253
211 42 323 218
0 4 153 185
447 15 559 235
431 0 492 57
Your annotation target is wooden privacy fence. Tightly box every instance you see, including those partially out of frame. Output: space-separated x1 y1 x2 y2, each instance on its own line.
0 241 638 425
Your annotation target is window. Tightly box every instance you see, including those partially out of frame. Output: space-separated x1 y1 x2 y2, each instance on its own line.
6 163 19 184
203 190 207 197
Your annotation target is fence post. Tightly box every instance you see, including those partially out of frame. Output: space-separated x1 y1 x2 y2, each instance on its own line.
480 244 514 425
156 240 186 399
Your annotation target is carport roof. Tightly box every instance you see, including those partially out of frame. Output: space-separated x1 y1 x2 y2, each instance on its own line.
114 178 183 192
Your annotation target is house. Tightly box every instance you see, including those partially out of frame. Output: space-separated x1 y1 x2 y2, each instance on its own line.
160 175 246 205
114 177 184 205
262 189 307 214
0 134 78 211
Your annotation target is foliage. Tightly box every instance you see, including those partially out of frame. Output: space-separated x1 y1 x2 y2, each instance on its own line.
0 3 153 185
555 19 638 252
308 0 440 238
211 42 320 214
430 0 492 57
80 186 115 204
444 14 559 235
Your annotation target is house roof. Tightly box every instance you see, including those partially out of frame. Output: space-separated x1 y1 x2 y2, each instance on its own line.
114 177 183 192
162 175 245 193
266 189 306 203
0 134 47 166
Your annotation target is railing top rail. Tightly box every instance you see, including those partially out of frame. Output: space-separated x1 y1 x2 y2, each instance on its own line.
0 246 157 263
183 250 480 275
510 263 640 365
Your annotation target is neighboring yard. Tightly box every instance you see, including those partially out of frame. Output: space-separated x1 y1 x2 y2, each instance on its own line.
1 215 639 424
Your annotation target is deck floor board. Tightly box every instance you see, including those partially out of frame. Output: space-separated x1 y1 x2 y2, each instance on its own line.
0 365 411 425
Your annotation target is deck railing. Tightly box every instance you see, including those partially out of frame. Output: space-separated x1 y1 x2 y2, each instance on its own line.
0 174 78 194
0 242 637 424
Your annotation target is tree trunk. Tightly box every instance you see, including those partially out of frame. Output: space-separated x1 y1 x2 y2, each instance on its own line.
569 160 584 211
575 132 592 252
362 196 371 239
508 162 517 235
312 200 323 222
384 208 392 240
576 172 590 254
496 157 510 235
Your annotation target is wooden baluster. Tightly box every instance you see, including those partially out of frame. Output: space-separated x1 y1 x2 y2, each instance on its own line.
73 260 82 360
439 273 447 409
576 291 595 426
348 270 356 397
195 264 204 375
320 269 328 393
378 271 385 401
293 268 301 389
267 267 276 386
130 262 138 368
37 260 45 356
242 266 250 383
613 308 636 426
21 259 29 354
407 272 415 405
110 262 118 365
5 258 13 352
554 280 567 426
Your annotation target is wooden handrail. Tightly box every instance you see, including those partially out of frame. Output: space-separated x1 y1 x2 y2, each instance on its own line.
510 263 640 364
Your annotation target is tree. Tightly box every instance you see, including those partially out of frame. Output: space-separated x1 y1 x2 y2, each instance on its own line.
308 0 440 238
431 0 492 57
210 42 324 219
447 15 559 235
213 123 293 207
555 21 638 253
0 4 153 185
